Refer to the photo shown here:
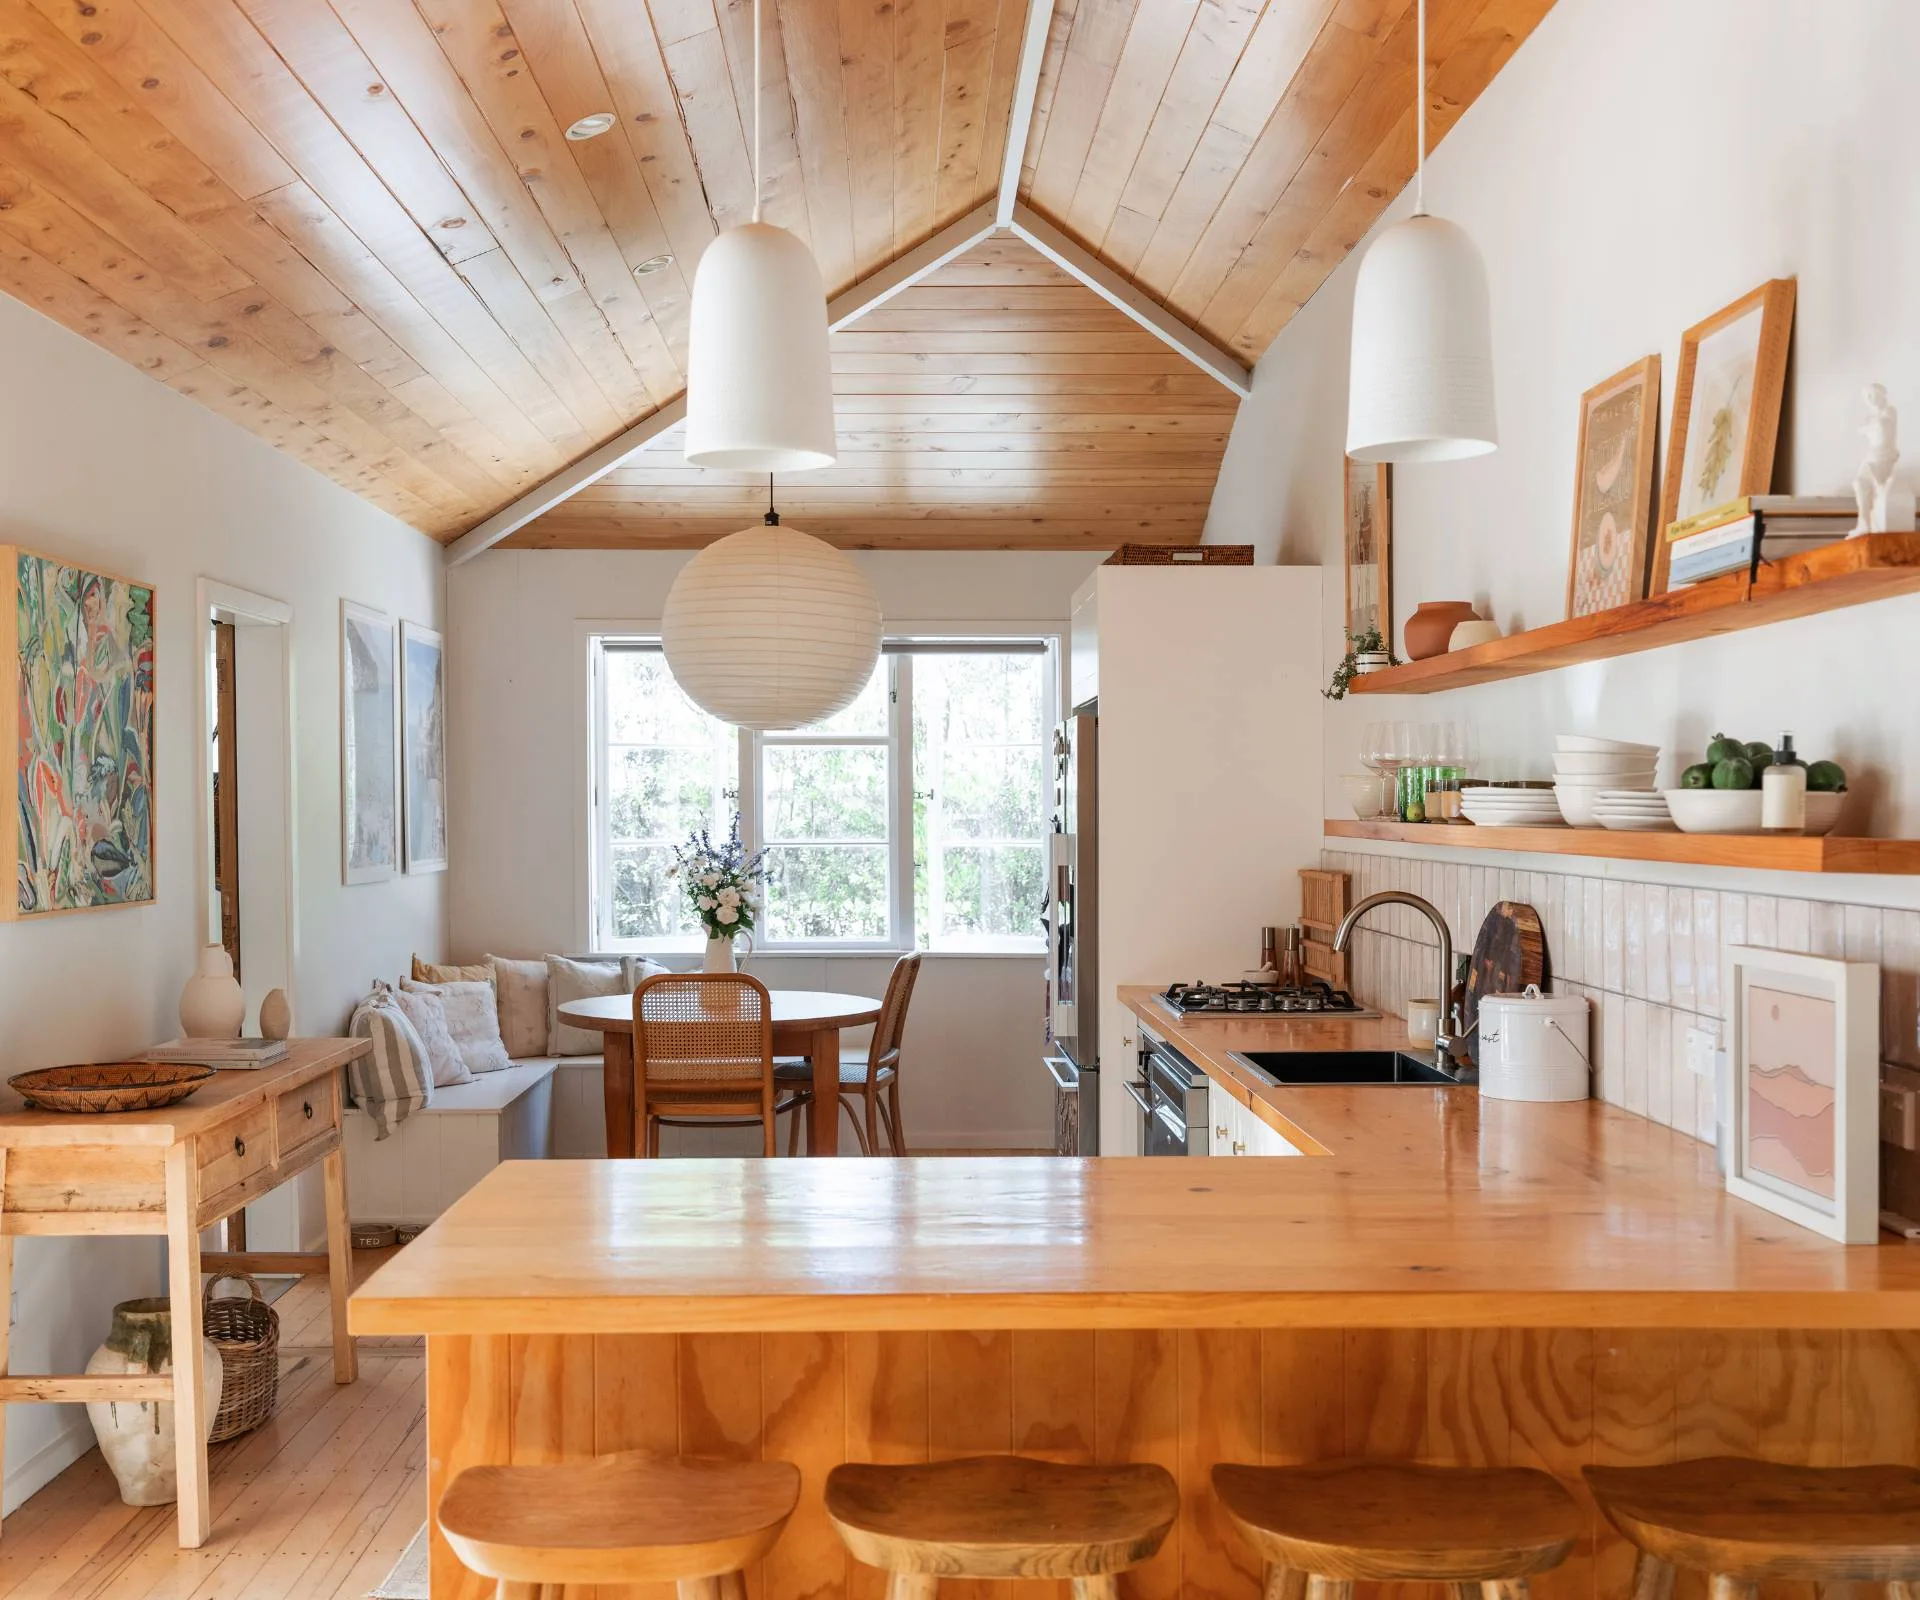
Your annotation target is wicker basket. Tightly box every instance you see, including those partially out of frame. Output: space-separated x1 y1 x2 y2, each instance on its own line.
203 1274 279 1443
1103 544 1255 566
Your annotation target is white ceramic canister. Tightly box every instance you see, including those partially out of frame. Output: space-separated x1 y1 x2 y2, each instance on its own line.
1476 984 1591 1102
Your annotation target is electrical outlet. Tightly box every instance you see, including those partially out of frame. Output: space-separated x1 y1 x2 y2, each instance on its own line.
1685 1024 1718 1078
1883 1082 1919 1152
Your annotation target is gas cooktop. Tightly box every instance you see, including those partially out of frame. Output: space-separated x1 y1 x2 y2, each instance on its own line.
1158 980 1378 1018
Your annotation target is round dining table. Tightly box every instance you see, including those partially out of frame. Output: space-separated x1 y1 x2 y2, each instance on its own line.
557 989 884 1157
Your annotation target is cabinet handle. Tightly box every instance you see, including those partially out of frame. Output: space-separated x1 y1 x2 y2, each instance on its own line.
302 1101 314 1120
1215 1125 1229 1138
234 1135 246 1158
1231 1141 1247 1155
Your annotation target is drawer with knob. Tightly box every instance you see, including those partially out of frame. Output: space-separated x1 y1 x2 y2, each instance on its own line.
274 1075 339 1165
197 1103 274 1199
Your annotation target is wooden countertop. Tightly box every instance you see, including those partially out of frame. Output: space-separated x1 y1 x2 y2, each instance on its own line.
353 993 1920 1333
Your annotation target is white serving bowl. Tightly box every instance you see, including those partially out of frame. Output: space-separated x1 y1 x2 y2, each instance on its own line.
1341 772 1389 819
1449 619 1502 651
1663 789 1846 836
1552 751 1662 778
1556 734 1660 756
1552 784 1606 827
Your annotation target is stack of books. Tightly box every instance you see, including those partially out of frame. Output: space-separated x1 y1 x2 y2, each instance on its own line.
143 1037 289 1070
1665 496 1891 588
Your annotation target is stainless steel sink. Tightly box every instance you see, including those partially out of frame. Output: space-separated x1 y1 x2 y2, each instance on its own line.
1228 1049 1463 1086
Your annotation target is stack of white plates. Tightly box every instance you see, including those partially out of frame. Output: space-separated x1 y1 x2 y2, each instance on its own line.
1592 789 1675 832
1461 787 1565 828
1553 735 1659 826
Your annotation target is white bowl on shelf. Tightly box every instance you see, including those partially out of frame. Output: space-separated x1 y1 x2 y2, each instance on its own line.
1551 784 1608 827
1552 751 1662 778
1663 789 1846 836
1556 734 1659 756
1341 772 1390 819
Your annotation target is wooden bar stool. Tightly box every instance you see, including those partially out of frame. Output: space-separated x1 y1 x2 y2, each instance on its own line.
1585 1457 1920 1600
1213 1461 1582 1600
826 1455 1178 1598
438 1451 800 1599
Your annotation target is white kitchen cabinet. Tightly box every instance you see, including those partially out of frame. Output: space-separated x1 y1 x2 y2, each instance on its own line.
1205 1085 1302 1158
1069 575 1099 710
1243 1109 1301 1158
1208 1086 1236 1156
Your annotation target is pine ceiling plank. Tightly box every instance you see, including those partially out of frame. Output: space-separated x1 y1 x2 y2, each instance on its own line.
831 328 1170 352
827 409 1231 432
931 28 997 228
830 369 1229 394
0 228 209 381
390 371 548 490
1127 0 1352 299
829 350 1193 371
16 0 297 201
776 0 858 293
661 27 756 230
1023 0 1134 223
975 0 1028 210
503 513 1202 548
597 463 1224 483
1095 0 1263 273
1016 0 1077 195
822 389 1230 412
837 0 896 271
891 0 944 251
931 234 1075 284
455 247 630 438
711 0 814 240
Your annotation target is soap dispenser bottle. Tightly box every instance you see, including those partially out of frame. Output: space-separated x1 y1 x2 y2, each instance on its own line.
1762 732 1808 834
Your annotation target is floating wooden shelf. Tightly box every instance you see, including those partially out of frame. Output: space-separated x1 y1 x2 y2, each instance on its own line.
1352 534 1920 694
1325 818 1920 875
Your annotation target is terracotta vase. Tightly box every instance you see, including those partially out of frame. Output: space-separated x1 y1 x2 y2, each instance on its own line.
85 1299 224 1507
1404 601 1481 661
179 945 245 1039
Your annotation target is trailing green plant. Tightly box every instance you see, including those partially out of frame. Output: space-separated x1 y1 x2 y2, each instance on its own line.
1323 626 1395 700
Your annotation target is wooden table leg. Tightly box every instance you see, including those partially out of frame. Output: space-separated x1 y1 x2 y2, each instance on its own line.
164 1144 211 1548
323 1148 357 1385
0 1151 9 1543
602 1030 636 1159
809 1028 841 1157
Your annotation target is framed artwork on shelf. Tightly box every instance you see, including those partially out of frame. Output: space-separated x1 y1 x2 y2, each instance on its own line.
340 600 399 886
0 546 155 919
1722 944 1879 1243
1566 354 1661 619
1652 277 1796 593
1343 457 1392 644
400 621 448 874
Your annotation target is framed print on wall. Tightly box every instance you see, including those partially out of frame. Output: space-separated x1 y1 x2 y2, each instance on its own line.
0 545 156 918
1566 355 1661 619
1343 457 1392 644
400 621 447 875
1651 277 1796 594
340 600 399 886
1722 945 1879 1243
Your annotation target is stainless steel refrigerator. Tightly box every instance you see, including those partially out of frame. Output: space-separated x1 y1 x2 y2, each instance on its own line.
1043 707 1098 1155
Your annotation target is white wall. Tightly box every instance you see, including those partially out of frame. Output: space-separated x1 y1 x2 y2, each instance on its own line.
0 292 446 1509
1206 0 1920 892
447 548 1103 1149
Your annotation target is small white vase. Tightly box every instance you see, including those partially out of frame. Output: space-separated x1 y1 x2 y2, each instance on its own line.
259 988 292 1041
85 1299 224 1507
180 945 245 1039
703 937 737 974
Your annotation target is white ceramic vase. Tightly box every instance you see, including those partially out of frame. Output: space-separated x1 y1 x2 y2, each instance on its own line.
85 1299 224 1507
703 937 738 974
259 988 292 1041
180 946 245 1039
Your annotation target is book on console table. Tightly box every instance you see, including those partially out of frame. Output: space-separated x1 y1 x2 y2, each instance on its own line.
142 1037 288 1069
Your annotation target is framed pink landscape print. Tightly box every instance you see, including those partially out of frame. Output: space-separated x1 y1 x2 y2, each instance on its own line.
1723 945 1878 1243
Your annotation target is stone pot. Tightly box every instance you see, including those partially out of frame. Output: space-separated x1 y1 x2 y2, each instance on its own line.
179 945 245 1039
259 987 293 1041
85 1298 224 1507
1404 601 1481 661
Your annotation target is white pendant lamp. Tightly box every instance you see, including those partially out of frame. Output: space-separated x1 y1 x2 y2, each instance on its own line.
683 0 835 470
1346 0 1496 464
662 503 882 731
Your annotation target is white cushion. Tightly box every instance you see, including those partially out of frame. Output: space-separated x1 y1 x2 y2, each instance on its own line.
391 985 473 1087
402 976 511 1076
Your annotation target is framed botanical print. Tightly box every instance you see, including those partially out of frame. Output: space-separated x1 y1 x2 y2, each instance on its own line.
1566 355 1660 619
1343 457 1392 644
400 621 448 874
1652 278 1796 593
1722 945 1879 1243
341 600 399 886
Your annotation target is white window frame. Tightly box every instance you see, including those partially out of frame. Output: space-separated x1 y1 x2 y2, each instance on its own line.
582 620 1062 957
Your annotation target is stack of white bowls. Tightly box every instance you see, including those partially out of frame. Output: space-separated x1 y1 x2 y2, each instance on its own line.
1553 736 1658 826
1461 785 1565 828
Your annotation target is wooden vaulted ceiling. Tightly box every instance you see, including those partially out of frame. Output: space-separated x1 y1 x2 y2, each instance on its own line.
0 0 1554 550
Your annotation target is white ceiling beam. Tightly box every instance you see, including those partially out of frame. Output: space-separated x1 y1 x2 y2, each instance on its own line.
1008 204 1253 398
830 202 999 329
998 0 1058 226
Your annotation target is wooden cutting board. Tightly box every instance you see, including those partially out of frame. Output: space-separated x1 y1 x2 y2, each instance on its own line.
1457 902 1549 1064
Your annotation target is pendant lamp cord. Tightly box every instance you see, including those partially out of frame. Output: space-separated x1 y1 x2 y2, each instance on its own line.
751 0 763 224
764 472 779 525
1412 0 1426 216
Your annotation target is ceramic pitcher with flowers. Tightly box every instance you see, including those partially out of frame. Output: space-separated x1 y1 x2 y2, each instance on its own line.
671 815 766 973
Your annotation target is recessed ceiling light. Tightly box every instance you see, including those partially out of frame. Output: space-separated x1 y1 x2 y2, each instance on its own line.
564 111 617 140
632 252 675 277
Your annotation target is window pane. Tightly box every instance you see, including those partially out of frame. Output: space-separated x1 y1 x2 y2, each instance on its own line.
786 659 888 736
606 651 717 744
936 844 1044 942
606 745 721 842
763 746 887 841
937 746 1045 841
608 845 680 939
765 845 889 940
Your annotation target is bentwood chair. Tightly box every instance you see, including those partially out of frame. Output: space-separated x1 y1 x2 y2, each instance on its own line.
778 951 921 1155
633 973 811 1158
440 1450 801 1599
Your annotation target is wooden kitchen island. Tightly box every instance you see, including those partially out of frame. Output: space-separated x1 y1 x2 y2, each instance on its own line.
355 1064 1920 1600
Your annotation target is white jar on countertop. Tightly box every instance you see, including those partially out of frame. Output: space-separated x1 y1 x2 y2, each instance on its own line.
1477 985 1591 1102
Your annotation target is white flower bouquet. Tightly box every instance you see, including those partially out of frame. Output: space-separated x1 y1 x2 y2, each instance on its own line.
669 815 767 943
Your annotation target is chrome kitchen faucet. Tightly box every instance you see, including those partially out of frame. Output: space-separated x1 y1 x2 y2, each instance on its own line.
1332 892 1454 1060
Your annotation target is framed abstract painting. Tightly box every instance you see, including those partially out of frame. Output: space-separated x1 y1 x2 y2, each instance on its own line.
1722 945 1879 1243
0 546 155 918
1652 278 1796 593
1566 354 1660 619
1342 457 1392 643
400 621 447 875
341 600 399 886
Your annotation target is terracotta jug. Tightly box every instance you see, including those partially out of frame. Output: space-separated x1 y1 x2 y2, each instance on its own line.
1404 601 1481 661
85 1298 224 1506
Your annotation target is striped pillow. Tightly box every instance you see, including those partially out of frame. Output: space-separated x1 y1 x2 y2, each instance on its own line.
346 984 434 1140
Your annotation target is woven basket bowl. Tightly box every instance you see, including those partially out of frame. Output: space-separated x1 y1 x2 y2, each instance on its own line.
7 1062 217 1114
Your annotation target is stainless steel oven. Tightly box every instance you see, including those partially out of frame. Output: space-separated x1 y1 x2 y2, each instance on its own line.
1125 1031 1210 1156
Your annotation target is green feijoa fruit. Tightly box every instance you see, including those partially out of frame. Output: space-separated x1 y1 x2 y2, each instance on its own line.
1680 762 1714 790
1705 733 1746 766
1806 759 1847 792
1711 755 1756 790
1744 741 1774 769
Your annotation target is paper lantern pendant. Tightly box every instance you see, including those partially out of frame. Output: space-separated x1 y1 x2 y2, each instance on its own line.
662 521 882 731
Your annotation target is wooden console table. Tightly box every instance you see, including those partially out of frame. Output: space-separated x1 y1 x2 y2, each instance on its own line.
0 1037 369 1548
